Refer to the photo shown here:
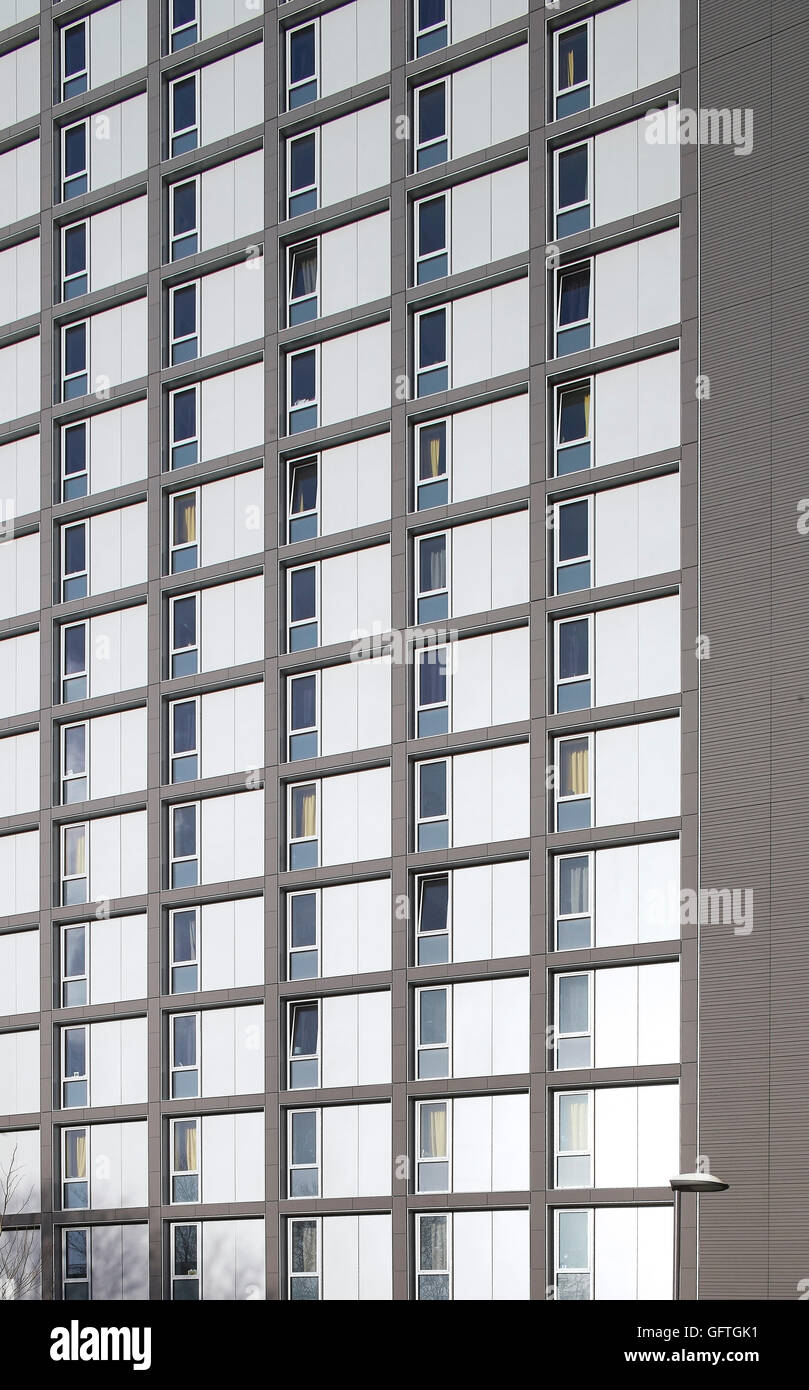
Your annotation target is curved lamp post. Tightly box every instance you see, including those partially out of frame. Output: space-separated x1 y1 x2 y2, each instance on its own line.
669 1171 730 1300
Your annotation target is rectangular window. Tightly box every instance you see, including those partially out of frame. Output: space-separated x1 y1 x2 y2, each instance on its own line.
555 615 592 713
61 922 88 1007
415 419 449 510
288 1217 320 1300
170 1012 200 1098
62 1127 89 1210
61 823 88 906
288 1109 320 1197
555 971 592 1070
555 853 592 951
61 621 88 702
63 1227 90 1299
170 907 199 993
416 306 449 396
555 262 592 357
61 520 88 601
62 120 88 200
416 1100 450 1193
554 1091 592 1188
170 74 199 156
171 1222 200 1299
170 697 199 782
288 782 319 870
62 1025 88 1108
416 532 448 623
416 1212 450 1300
555 380 592 476
61 19 88 100
287 21 318 108
170 592 199 677
415 872 450 965
170 282 199 364
416 645 449 737
555 1208 592 1300
170 0 198 52
61 721 88 803
416 0 448 57
62 321 88 400
288 240 319 325
287 455 318 542
555 141 591 239
554 498 591 593
62 221 88 300
170 177 199 260
555 733 592 831
416 80 448 170
169 384 199 470
287 347 318 434
415 193 448 284
170 802 199 888
287 131 318 218
416 758 449 851
288 672 318 761
288 999 320 1089
287 564 318 651
416 985 450 1079
287 890 318 980
171 1117 200 1202
554 20 591 120
62 421 88 500
170 490 198 572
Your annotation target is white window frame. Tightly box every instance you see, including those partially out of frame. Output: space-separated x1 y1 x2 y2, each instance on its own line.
415 642 450 737
286 344 320 434
62 118 89 201
415 304 451 398
553 17 593 121
169 801 200 889
555 258 593 357
169 695 199 783
62 419 89 500
554 377 593 476
61 17 89 101
61 619 88 702
286 562 320 651
554 138 593 240
169 382 200 470
61 920 89 1007
287 453 319 541
287 997 321 1090
287 889 320 981
554 851 593 952
169 72 200 157
62 1226 91 1299
170 1221 201 1299
287 669 320 762
554 970 593 1071
61 821 88 906
287 1107 321 1199
554 496 593 595
286 19 319 109
169 591 200 678
554 732 593 832
170 905 200 994
416 1211 452 1300
414 190 450 285
415 983 451 1080
415 78 449 171
554 613 593 714
61 518 89 601
170 1116 201 1203
169 280 200 365
416 1098 451 1194
170 487 199 573
414 0 449 57
169 0 198 52
415 870 451 966
287 780 320 871
415 529 450 623
62 319 89 400
62 218 89 300
416 756 451 852
287 128 320 218
61 719 88 805
287 237 319 326
61 1023 89 1108
554 1089 593 1189
169 175 200 261
288 1216 321 1300
62 1125 90 1211
170 1010 201 1099
415 417 450 510
554 1207 593 1301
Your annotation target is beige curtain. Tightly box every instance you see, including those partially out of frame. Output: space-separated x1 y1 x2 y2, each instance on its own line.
562 744 589 796
425 1105 447 1158
566 49 575 87
565 1095 588 1151
430 437 441 477
583 387 590 433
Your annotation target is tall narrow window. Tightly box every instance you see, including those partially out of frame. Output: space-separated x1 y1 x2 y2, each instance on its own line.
416 873 450 965
555 498 591 593
416 645 449 736
288 782 318 869
416 307 449 396
170 0 198 52
170 490 198 572
555 1209 592 1300
62 1025 88 1107
288 1109 319 1197
288 241 319 325
62 321 88 399
416 81 448 170
554 21 591 120
170 697 199 782
555 853 592 950
555 734 591 831
555 142 591 238
61 823 88 905
288 456 318 541
555 616 592 712
416 532 448 622
288 348 318 433
62 221 88 300
415 194 448 284
62 521 88 600
170 75 198 156
61 621 88 702
555 381 592 475
62 421 88 500
170 283 199 364
288 1001 320 1088
556 263 592 356
287 891 318 980
288 132 318 217
287 22 318 108
417 1212 450 1299
170 907 199 993
171 1118 200 1201
61 721 88 803
63 1228 90 1299
171 1012 200 1098
416 0 448 57
555 972 592 1069
61 20 88 100
288 1218 320 1300
416 420 449 509
170 177 199 260
287 564 318 651
554 1091 592 1187
61 922 88 1006
417 1100 450 1192
171 1223 200 1299
170 593 199 677
416 985 449 1078
288 673 318 760
62 121 88 200
170 385 199 469
62 1128 89 1209
417 759 449 851
170 803 199 888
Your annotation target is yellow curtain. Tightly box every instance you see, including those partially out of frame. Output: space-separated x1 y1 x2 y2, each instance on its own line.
302 788 316 838
73 1132 86 1179
430 437 441 478
186 1124 197 1172
566 49 575 87
563 746 588 796
583 387 590 433
566 1096 588 1150
184 499 196 542
429 1106 447 1157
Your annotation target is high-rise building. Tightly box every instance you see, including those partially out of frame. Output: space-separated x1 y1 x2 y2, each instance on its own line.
0 0 804 1303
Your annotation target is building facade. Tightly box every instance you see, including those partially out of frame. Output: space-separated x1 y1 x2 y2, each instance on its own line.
0 0 805 1301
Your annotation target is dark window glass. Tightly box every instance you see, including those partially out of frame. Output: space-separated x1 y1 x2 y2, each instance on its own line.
291 675 317 730
559 975 589 1033
291 894 317 948
173 700 196 753
419 423 447 481
64 1028 86 1076
290 244 318 299
64 524 86 574
559 620 589 679
172 285 196 339
419 0 446 27
559 501 589 560
173 1224 198 1275
420 876 448 933
290 25 316 83
559 857 589 916
173 0 196 27
172 806 197 859
419 310 446 368
65 1229 87 1279
173 181 196 234
172 78 196 133
64 324 87 374
64 224 86 276
64 625 86 674
64 125 87 176
64 423 87 476
64 925 86 977
419 84 445 144
291 1003 318 1056
173 596 196 649
419 535 446 593
290 568 316 622
559 387 589 443
558 267 590 325
173 910 197 962
173 1015 197 1067
419 989 446 1044
64 24 86 77
291 351 316 405
419 197 446 255
559 26 588 90
419 650 447 706
290 459 317 513
558 146 588 209
290 135 316 191
420 762 447 819
291 1110 317 1164
173 388 196 442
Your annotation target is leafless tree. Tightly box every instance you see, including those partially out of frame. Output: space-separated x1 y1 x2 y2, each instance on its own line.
0 1144 40 1300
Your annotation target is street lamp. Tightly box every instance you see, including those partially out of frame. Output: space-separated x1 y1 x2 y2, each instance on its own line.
669 1171 729 1300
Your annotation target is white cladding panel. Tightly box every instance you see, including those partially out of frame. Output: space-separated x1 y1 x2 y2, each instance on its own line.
0 433 39 518
0 929 38 1016
319 432 391 536
0 139 39 224
0 829 39 916
0 630 39 718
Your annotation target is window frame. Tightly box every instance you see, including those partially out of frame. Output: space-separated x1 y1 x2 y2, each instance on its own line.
554 496 593 595
415 417 450 510
169 382 200 470
61 920 89 1007
61 218 89 301
287 780 320 871
170 1116 201 1203
415 642 450 738
555 258 593 357
288 1216 321 1300
170 1009 201 1099
287 1107 321 1199
287 237 320 326
287 997 321 1090
554 851 593 952
62 319 89 400
416 756 451 852
287 669 320 762
287 453 319 542
62 118 89 201
170 487 199 574
286 19 319 110
415 983 451 1080
61 821 88 906
416 1211 452 1300
287 128 320 218
61 1022 89 1108
60 719 88 805
554 613 593 714
61 17 89 101
61 619 88 702
62 1225 91 1299
61 518 89 602
553 1089 593 1189
286 562 320 652
415 0 449 58
554 138 593 240
287 889 320 981
554 970 593 1071
554 731 593 831
415 304 450 398
169 0 198 53
169 72 200 157
552 17 593 121
415 529 450 623
415 870 451 966
169 175 200 261
169 801 200 889
286 345 320 435
62 1124 90 1211
554 1206 593 1301
170 1220 201 1299
415 1098 451 1194
169 280 200 365
170 906 200 994
169 590 200 677
414 190 450 285
554 377 593 477
169 695 200 783
415 78 449 171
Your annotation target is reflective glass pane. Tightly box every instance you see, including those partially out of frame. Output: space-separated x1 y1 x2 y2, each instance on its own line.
291 1004 318 1056
558 146 588 209
290 894 317 948
559 975 589 1034
419 761 446 819
559 620 589 679
418 310 446 369
419 989 446 1045
419 84 445 144
419 876 448 934
172 805 197 858
173 1016 197 1068
291 1111 317 1165
558 1210 589 1269
559 856 589 916
290 135 316 191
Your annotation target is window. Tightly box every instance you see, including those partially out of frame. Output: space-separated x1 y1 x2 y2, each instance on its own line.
555 971 592 1069
288 672 318 760
62 1025 88 1107
171 1118 199 1201
555 1208 592 1300
554 1091 592 1188
61 20 88 100
287 891 318 980
62 321 88 399
555 141 591 238
170 177 199 260
555 380 591 475
62 1127 89 1209
555 853 592 950
170 907 199 992
415 306 449 396
61 823 88 905
288 1109 319 1197
170 697 198 782
287 131 318 217
555 733 591 831
416 1100 449 1192
415 419 449 509
61 922 88 1007
553 20 591 120
416 532 448 622
170 803 199 888
287 347 318 433
287 456 318 541
170 74 198 157
61 520 88 600
415 193 448 284
288 782 318 869
63 1227 90 1299
287 240 319 325
61 721 88 803
416 985 449 1078
288 1218 319 1300
416 1212 450 1299
288 1000 320 1088
416 645 448 736
169 384 199 469
287 564 318 651
61 621 87 702
170 1012 200 1098
171 1222 200 1300
416 81 448 170
415 872 449 965
554 498 591 593
170 593 199 676
62 120 88 200
62 421 88 500
555 615 592 712
555 262 592 356
416 758 449 851
170 490 198 572
170 282 199 364
170 0 197 52
62 221 88 299
287 22 318 108
416 0 448 57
